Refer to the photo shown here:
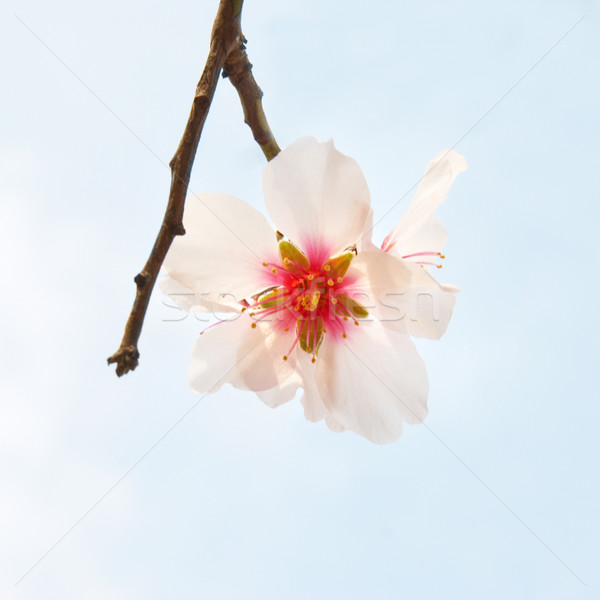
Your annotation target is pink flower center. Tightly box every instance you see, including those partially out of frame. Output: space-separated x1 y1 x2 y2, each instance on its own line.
246 239 368 363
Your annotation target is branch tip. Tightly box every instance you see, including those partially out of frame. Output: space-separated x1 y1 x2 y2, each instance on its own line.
107 346 140 377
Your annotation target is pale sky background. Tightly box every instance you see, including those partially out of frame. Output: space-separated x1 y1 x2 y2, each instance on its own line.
2 0 599 598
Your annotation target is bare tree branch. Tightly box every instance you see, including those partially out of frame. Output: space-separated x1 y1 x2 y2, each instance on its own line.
108 0 244 376
223 39 281 161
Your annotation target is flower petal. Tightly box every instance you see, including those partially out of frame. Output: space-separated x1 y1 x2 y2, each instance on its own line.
263 137 371 265
384 150 467 258
399 261 457 339
160 272 238 314
343 249 413 326
296 352 329 423
164 193 280 306
188 312 296 395
256 372 301 409
313 320 429 444
348 250 457 339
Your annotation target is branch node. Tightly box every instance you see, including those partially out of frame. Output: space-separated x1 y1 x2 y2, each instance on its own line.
134 273 147 288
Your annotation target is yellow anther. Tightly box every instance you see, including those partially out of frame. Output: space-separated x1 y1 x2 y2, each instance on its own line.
283 257 290 266
271 267 277 274
310 291 320 310
241 307 246 312
327 279 334 286
251 323 257 329
331 297 338 304
337 277 343 283
324 265 331 271
439 253 445 259
307 274 314 281
342 333 347 339
284 327 289 332
262 262 268 267
343 316 348 321
436 264 443 269
311 357 316 363
283 355 288 361
354 320 359 326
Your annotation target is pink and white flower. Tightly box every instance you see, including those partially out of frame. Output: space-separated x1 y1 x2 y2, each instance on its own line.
161 137 466 443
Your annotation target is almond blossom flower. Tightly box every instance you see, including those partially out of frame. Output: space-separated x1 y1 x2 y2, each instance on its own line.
161 137 466 443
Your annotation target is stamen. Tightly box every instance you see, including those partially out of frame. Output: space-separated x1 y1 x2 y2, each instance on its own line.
261 261 306 282
251 323 257 329
285 326 302 357
402 251 445 268
284 256 311 276
246 288 294 310
199 319 229 335
402 251 444 259
253 304 291 322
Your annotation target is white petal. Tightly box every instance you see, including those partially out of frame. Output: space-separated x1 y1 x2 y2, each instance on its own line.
296 352 329 423
160 273 238 314
349 251 457 339
314 320 429 444
256 372 301 408
343 249 413 326
357 207 375 252
188 312 296 395
263 137 371 265
164 193 280 306
325 415 345 433
386 150 467 258
399 262 457 339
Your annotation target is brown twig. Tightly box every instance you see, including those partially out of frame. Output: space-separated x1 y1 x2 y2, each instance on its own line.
108 0 244 376
223 39 281 161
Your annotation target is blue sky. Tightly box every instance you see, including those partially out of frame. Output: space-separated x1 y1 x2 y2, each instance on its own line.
2 0 599 598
